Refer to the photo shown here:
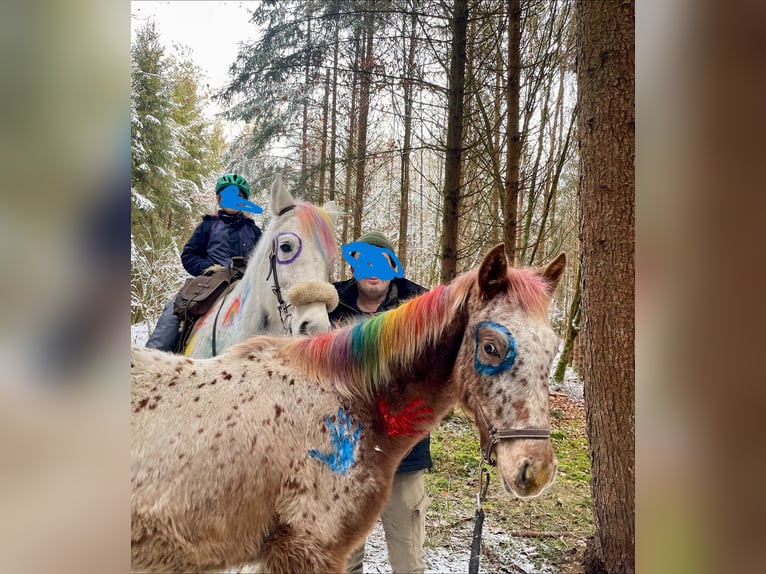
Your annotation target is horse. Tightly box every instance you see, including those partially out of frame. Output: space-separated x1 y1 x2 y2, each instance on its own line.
183 174 341 358
131 244 566 573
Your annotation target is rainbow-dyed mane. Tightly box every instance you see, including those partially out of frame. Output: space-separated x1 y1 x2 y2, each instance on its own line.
131 245 566 573
183 174 340 358
284 265 555 402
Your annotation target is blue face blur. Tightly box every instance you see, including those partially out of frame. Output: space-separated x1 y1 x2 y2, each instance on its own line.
218 185 263 214
342 242 403 281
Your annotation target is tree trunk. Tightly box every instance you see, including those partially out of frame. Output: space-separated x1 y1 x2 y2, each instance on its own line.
329 18 340 202
440 0 468 284
399 6 418 272
342 30 361 280
503 0 521 263
353 5 376 240
491 38 503 245
520 65 553 265
318 66 330 204
300 9 313 196
576 1 635 572
552 263 581 383
529 108 575 264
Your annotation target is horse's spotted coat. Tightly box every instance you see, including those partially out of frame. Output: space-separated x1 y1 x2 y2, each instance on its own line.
132 246 565 573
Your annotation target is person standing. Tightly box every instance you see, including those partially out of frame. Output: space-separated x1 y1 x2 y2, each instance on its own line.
330 231 432 574
145 173 261 351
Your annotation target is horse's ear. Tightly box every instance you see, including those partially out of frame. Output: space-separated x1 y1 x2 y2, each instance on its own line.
321 200 339 225
477 243 509 300
270 173 295 215
539 253 566 295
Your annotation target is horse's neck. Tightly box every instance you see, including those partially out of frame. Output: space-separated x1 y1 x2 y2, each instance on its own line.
316 283 472 408
382 305 469 413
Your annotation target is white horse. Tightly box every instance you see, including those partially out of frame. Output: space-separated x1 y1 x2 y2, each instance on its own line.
183 174 340 358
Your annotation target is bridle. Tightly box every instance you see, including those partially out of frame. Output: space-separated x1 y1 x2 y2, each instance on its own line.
266 204 297 334
468 372 553 574
474 402 550 466
469 403 551 574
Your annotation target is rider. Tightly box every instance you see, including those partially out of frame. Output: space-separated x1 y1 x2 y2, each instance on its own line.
145 173 262 352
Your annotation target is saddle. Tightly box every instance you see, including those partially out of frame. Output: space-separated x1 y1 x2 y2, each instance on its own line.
172 257 246 353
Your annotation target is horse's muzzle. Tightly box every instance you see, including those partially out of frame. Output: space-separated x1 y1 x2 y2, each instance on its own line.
498 444 558 499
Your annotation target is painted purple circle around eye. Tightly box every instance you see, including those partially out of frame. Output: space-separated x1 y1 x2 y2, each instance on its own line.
275 232 302 264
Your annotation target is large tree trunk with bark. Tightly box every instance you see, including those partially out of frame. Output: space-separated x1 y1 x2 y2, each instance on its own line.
576 1 635 573
353 6 376 240
503 0 521 263
440 0 468 284
399 6 418 271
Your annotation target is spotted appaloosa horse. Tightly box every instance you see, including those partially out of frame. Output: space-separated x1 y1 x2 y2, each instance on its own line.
183 174 340 358
131 244 566 573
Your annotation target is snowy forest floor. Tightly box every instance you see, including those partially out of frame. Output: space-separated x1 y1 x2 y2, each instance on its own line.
131 324 590 573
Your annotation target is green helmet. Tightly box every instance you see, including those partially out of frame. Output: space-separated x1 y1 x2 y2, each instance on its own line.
215 173 251 198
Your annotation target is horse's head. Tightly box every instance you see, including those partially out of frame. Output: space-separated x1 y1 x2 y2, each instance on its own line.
457 244 566 499
259 174 340 336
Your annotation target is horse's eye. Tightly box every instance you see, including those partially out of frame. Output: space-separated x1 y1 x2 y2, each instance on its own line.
280 243 293 253
483 342 498 356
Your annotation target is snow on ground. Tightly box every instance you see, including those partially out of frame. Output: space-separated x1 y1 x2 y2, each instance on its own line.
549 365 583 403
131 322 150 346
549 344 584 403
363 519 555 573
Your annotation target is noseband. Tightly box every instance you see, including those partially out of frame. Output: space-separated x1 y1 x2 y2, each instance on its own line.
474 403 550 466
267 205 297 334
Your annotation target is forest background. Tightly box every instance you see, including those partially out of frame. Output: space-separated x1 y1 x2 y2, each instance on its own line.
2 0 757 573
130 1 633 572
130 0 581 375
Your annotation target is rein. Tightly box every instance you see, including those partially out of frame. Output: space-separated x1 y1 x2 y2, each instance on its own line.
469 403 551 574
266 204 297 334
210 259 246 357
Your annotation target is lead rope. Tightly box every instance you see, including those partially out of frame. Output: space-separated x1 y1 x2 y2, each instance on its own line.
468 403 552 573
469 462 491 574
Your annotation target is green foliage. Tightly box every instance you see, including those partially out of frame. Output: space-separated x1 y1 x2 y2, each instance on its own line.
131 19 227 322
217 0 367 158
425 403 593 571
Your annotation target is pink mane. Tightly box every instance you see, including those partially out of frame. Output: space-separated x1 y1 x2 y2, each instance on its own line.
505 266 555 319
294 201 339 264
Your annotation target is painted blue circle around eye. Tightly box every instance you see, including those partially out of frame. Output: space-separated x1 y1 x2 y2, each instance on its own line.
474 320 517 375
276 232 302 264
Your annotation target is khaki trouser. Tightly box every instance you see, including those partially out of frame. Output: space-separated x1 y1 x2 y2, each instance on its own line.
346 470 431 574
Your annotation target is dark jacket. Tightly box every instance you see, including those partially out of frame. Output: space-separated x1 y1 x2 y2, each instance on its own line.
330 277 432 474
181 211 261 277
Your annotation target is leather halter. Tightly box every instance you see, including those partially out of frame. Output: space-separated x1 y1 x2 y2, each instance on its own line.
266 204 297 334
474 402 551 466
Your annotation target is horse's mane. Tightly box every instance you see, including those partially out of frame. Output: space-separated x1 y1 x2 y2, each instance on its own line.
281 263 554 401
294 202 340 263
505 265 556 319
